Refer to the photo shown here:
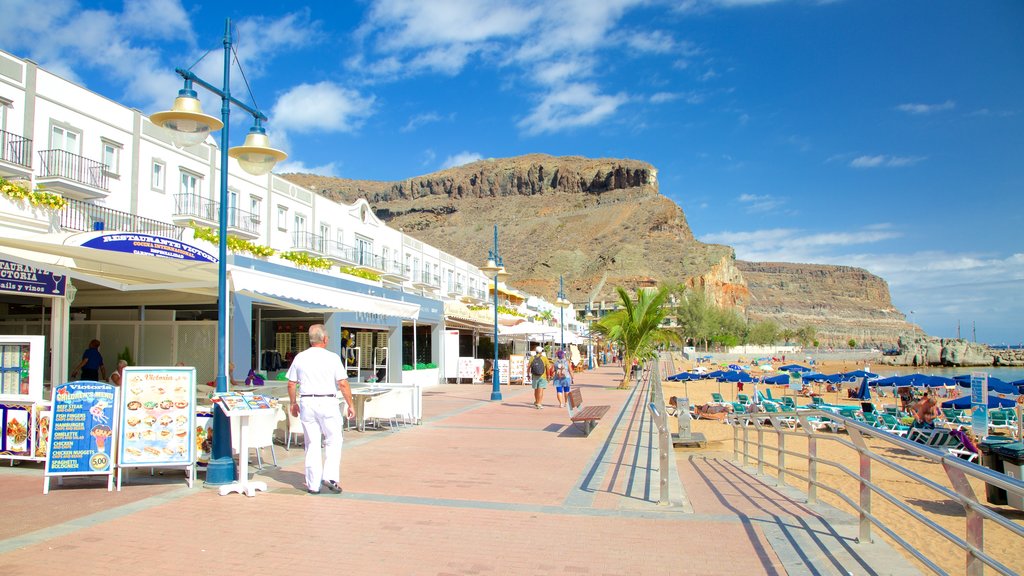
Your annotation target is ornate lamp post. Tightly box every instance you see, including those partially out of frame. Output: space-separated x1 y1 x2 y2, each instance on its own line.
150 19 285 486
479 225 508 401
585 303 595 369
555 275 570 352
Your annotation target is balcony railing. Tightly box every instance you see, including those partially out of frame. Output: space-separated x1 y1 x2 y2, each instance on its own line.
354 251 383 270
174 193 217 222
325 240 357 263
61 197 183 238
380 259 406 279
0 129 32 168
292 231 324 253
37 149 109 190
468 287 487 301
172 193 259 235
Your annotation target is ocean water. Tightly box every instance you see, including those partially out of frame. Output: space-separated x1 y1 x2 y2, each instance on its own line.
870 365 1024 383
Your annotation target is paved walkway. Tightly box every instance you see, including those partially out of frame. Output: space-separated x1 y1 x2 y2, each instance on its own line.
0 365 918 575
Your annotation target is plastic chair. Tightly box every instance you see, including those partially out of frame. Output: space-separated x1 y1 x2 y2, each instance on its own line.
285 406 304 450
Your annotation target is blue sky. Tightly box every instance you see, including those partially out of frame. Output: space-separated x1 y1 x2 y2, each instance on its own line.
2 0 1021 344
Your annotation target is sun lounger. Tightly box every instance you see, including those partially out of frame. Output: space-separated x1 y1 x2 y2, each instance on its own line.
989 409 1017 435
711 392 726 404
876 413 909 436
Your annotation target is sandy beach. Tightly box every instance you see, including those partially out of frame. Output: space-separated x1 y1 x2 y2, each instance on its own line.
658 356 1024 575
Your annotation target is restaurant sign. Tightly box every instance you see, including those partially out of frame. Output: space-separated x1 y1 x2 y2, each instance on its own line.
0 259 66 297
44 381 118 492
81 233 216 263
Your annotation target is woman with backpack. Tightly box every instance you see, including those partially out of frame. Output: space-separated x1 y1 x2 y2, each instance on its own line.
552 349 574 408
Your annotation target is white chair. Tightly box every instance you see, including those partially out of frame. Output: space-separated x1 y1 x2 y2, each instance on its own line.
284 405 304 450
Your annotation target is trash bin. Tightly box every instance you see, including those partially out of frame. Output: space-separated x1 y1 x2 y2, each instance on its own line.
979 437 1014 505
992 442 1024 510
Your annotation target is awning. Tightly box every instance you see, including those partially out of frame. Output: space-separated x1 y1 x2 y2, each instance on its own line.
229 267 419 320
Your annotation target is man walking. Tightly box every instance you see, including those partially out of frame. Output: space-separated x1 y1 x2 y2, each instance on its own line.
287 324 355 494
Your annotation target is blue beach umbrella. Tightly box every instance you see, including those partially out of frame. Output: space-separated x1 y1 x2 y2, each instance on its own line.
844 370 879 380
942 395 1017 410
856 377 872 401
920 375 958 388
779 364 810 373
764 374 790 385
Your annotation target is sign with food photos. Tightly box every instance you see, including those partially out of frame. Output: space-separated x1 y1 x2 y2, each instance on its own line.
117 367 196 468
2 404 32 456
45 381 118 477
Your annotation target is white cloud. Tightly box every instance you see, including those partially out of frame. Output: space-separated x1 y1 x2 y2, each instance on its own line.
276 160 339 177
895 100 955 115
271 82 376 135
440 151 483 169
402 112 444 132
650 92 681 104
849 155 926 168
700 225 902 262
518 83 629 135
737 193 784 213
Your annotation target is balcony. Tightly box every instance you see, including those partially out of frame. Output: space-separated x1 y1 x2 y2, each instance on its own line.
414 270 440 291
380 259 408 283
61 198 183 238
447 281 464 298
36 149 109 200
0 129 32 179
291 231 325 255
325 241 357 265
171 193 259 238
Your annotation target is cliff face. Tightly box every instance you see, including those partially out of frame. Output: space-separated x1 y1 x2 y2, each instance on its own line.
737 261 910 346
283 154 914 346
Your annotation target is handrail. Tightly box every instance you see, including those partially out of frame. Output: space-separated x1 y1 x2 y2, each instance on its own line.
729 408 1024 575
61 197 183 238
0 129 32 167
38 149 109 190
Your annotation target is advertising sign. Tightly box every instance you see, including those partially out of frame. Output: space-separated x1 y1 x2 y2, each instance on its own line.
0 336 44 402
195 410 213 466
0 259 66 296
118 367 196 468
971 372 989 438
81 233 216 262
44 381 118 490
456 357 477 381
497 359 510 385
2 404 32 456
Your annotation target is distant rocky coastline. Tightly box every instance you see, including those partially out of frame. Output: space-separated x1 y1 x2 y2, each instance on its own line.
878 335 1023 367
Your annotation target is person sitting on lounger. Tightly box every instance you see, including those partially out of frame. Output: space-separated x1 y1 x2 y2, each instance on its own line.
912 392 941 429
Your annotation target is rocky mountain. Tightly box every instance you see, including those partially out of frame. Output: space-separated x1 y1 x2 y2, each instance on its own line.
283 154 914 346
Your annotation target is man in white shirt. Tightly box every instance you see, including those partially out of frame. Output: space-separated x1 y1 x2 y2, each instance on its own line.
287 324 355 494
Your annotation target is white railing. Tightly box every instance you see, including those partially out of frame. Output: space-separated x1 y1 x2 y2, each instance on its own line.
729 410 1024 575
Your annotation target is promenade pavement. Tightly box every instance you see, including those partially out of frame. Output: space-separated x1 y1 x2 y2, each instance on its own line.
0 364 918 575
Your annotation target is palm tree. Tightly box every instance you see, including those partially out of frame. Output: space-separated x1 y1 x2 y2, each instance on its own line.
592 286 681 389
538 309 554 326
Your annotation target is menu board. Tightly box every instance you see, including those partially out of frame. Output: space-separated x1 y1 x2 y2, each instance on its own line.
195 410 213 466
2 404 32 456
117 367 196 468
35 406 51 459
214 392 275 416
0 336 44 402
497 359 510 385
971 372 989 438
45 381 118 476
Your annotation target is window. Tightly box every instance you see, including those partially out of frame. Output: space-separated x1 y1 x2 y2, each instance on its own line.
277 205 288 231
320 223 329 241
249 196 261 224
101 139 122 175
180 170 199 196
336 229 344 246
0 98 10 132
151 161 165 192
227 189 238 227
356 236 372 266
51 124 80 154
294 213 306 236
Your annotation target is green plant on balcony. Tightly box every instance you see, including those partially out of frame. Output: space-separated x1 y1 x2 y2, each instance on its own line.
0 178 67 210
190 222 276 258
339 265 381 282
279 250 332 270
497 305 524 317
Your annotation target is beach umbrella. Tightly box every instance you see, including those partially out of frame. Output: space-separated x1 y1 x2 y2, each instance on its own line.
801 372 826 382
728 364 746 371
953 375 1017 394
821 373 845 383
942 395 1016 410
855 376 871 401
844 370 879 380
874 375 906 387
779 364 810 373
706 370 728 379
920 375 958 388
764 374 790 385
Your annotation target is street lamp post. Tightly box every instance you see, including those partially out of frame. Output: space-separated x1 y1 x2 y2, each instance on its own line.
150 19 285 486
555 275 570 353
585 304 595 370
479 225 507 401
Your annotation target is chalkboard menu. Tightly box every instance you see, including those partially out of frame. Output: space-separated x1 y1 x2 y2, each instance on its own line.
44 382 118 486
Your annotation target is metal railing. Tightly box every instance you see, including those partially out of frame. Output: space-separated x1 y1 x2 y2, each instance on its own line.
61 197 183 238
292 231 324 253
380 259 406 278
37 149 109 190
0 129 32 167
647 357 671 505
729 409 1024 575
172 193 259 235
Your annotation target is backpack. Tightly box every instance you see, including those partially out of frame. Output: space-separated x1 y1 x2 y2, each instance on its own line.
554 359 567 379
530 355 546 376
